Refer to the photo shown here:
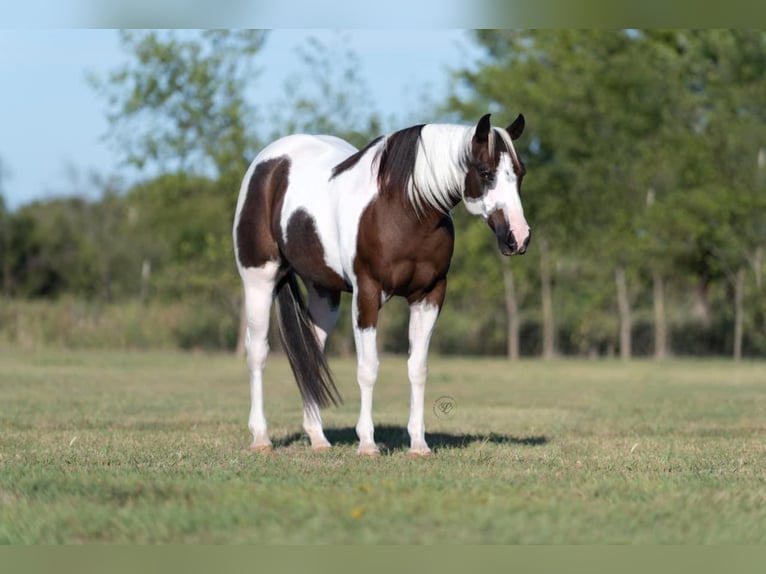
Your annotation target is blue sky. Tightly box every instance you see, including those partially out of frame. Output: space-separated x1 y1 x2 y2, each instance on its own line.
0 29 481 210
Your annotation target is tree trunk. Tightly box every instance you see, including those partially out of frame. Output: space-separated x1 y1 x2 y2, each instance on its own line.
692 280 712 327
502 261 520 360
733 267 745 361
615 266 632 361
102 267 113 303
653 270 668 359
1 219 11 297
139 259 151 306
539 238 555 360
2 258 10 297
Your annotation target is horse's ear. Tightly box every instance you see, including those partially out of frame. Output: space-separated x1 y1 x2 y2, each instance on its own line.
474 114 492 143
507 114 525 140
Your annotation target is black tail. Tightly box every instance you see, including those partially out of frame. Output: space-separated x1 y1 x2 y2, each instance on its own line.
275 272 342 408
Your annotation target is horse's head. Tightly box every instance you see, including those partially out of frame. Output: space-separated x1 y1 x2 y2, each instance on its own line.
463 113 531 256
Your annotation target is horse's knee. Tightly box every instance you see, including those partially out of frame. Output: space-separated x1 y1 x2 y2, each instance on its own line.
246 336 269 371
357 358 379 388
407 356 428 386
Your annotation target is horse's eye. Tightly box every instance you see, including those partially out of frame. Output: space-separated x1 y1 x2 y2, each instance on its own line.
479 168 493 181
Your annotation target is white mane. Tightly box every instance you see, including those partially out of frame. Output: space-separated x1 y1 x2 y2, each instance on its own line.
407 124 474 216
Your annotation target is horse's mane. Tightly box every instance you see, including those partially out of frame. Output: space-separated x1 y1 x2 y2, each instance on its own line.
330 135 384 180
331 122 516 216
379 124 474 216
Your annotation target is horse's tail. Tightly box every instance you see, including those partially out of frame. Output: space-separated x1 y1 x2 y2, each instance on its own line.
275 271 342 408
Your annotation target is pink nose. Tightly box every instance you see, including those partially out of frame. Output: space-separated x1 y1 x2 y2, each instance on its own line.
518 229 531 254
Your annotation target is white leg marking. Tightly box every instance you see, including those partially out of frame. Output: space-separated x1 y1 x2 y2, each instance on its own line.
355 327 379 455
302 285 339 450
352 294 380 455
241 262 279 451
407 300 440 456
302 402 331 451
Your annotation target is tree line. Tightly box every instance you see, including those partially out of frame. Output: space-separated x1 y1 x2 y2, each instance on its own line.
1 30 764 358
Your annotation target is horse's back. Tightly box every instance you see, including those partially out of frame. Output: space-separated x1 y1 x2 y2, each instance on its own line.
255 134 357 168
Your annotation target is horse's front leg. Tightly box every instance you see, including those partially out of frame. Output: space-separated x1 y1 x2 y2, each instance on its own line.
352 280 381 456
406 281 447 456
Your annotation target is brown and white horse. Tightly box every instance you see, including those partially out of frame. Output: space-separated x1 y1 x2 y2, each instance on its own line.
233 113 530 456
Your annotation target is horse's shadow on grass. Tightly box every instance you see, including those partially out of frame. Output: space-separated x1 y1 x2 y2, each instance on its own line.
275 424 549 453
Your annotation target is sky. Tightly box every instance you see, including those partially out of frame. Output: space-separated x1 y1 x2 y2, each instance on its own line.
0 29 482 210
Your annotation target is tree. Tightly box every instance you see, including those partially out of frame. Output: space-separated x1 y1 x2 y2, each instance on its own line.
641 31 766 358
448 31 642 358
92 30 268 193
272 32 383 148
92 30 271 351
447 30 766 360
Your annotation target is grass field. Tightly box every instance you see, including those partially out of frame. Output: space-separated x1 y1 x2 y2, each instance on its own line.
1 349 765 544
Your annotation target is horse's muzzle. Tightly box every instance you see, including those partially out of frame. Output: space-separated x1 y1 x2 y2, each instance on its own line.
488 211 530 256
495 227 530 256
517 229 531 254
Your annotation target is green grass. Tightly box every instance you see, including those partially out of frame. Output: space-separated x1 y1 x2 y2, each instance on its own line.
1 349 765 544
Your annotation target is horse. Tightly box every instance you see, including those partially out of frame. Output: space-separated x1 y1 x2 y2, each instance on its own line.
232 113 530 456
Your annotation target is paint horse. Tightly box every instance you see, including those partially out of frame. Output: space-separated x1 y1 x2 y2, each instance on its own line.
233 113 530 456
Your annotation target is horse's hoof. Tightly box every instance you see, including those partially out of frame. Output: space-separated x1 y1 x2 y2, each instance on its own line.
249 443 273 454
407 448 432 458
358 446 381 457
312 444 332 453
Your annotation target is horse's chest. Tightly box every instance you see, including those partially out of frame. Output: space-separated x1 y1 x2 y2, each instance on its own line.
355 204 455 299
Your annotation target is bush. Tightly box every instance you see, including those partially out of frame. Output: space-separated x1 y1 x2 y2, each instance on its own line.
173 301 238 351
0 297 183 350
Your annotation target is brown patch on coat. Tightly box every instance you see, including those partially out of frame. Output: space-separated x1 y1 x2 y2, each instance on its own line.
353 193 454 329
280 209 350 293
235 157 291 268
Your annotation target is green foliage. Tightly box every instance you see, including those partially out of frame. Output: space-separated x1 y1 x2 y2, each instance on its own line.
0 296 241 352
173 298 240 351
274 32 383 148
0 297 178 350
91 30 267 192
6 190 138 300
446 30 766 356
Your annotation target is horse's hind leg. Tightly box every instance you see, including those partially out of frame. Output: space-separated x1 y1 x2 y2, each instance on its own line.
302 284 340 450
241 261 280 452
